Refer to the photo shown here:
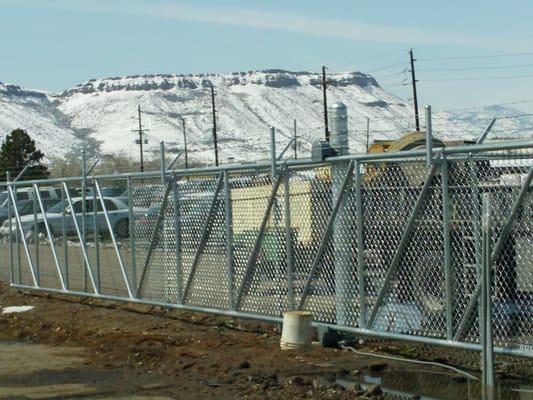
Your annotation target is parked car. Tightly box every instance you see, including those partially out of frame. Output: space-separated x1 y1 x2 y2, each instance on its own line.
0 187 62 208
0 198 62 224
0 197 135 239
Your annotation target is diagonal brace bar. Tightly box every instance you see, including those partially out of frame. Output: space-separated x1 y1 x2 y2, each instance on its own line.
234 174 283 310
7 186 38 287
454 165 533 341
62 182 98 294
367 164 438 328
296 161 355 311
181 173 225 303
94 180 134 299
136 181 174 298
33 185 66 291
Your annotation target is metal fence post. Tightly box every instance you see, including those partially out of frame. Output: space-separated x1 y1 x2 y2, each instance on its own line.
81 149 87 291
127 177 137 291
93 182 101 293
333 159 353 326
160 141 166 184
33 186 40 285
6 172 13 285
172 176 182 303
223 170 235 310
61 184 69 289
481 193 495 396
441 158 453 339
14 183 20 284
283 168 294 311
425 105 433 166
270 127 276 178
355 160 366 327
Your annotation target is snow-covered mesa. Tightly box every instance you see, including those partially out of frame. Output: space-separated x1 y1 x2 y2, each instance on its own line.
0 70 530 164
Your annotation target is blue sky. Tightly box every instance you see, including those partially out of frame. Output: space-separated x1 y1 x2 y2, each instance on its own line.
2 0 533 111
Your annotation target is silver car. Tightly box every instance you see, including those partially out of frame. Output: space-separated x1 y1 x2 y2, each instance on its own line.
0 197 133 239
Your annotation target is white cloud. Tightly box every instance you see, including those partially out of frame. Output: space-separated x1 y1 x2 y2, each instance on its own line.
12 0 509 48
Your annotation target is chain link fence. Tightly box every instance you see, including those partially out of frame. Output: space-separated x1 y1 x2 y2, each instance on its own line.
2 141 532 359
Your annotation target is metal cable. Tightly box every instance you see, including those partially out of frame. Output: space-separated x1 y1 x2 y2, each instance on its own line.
339 343 479 381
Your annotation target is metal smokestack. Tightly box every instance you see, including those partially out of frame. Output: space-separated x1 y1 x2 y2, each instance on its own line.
329 102 349 155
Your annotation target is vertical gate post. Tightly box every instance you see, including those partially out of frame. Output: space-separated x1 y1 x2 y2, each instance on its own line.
355 160 366 327
61 183 69 289
283 168 294 311
81 149 87 291
333 159 353 326
33 186 40 285
127 177 137 290
172 176 183 303
481 193 494 396
14 184 20 284
441 158 453 339
6 172 13 285
223 170 235 310
93 182 101 293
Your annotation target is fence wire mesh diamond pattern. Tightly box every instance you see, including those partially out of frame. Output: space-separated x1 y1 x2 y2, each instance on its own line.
4 143 533 360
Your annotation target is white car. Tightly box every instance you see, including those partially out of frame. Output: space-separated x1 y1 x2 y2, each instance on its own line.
0 196 134 239
0 187 63 208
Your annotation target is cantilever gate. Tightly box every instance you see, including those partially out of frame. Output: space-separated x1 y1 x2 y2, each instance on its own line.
4 140 533 359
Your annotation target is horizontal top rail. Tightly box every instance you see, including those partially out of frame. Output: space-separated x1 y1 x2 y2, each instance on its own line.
6 139 533 187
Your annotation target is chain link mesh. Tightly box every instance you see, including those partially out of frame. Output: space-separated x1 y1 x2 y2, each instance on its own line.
4 146 533 358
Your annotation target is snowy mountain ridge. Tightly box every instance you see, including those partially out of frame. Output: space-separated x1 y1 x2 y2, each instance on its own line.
0 70 531 165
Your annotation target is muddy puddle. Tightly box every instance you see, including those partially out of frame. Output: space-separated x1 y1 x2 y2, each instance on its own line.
337 367 533 399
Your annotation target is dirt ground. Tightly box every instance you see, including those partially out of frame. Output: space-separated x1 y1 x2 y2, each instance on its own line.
0 281 530 400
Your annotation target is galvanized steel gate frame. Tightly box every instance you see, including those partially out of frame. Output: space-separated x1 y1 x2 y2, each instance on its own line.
4 139 533 361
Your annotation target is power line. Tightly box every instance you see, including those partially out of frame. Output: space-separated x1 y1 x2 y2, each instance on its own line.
374 68 408 79
365 61 406 73
419 73 533 82
440 98 533 113
418 62 533 72
419 51 533 61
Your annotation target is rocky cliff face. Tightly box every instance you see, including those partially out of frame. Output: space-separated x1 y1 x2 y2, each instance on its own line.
0 70 529 164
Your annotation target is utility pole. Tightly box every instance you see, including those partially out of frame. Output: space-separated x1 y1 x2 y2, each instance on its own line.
366 117 370 153
181 117 189 169
210 86 219 166
409 49 420 131
293 119 297 159
132 105 149 172
322 66 330 142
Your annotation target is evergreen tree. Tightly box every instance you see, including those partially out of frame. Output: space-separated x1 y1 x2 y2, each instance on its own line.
0 129 49 181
